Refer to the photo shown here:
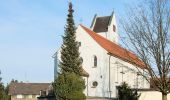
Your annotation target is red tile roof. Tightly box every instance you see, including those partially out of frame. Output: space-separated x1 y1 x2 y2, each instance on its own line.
80 25 146 69
9 83 51 95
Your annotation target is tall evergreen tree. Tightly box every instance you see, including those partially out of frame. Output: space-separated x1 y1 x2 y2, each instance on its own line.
53 2 85 100
60 2 82 75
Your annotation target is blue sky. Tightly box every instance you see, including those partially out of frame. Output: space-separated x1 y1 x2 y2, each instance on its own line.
0 0 137 84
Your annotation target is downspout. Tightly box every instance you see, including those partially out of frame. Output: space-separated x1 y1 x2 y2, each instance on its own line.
107 53 112 99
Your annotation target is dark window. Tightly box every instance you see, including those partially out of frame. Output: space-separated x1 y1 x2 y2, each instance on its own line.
94 55 97 67
92 81 98 87
113 25 116 32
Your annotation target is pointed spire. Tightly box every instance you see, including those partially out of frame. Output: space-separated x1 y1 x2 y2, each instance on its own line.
109 10 114 25
111 10 114 16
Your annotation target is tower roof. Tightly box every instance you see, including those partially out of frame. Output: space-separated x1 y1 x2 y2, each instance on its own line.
93 16 111 33
80 24 146 69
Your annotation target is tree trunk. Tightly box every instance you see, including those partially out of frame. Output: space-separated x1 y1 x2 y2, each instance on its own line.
162 93 167 100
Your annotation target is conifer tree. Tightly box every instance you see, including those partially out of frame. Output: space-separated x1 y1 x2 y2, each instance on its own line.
60 2 82 75
53 2 85 100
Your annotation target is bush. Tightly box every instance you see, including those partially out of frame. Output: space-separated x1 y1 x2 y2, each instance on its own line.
117 82 140 100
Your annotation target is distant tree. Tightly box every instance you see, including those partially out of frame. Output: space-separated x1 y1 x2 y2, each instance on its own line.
53 2 85 100
0 71 4 99
11 79 18 83
118 82 140 100
122 0 170 100
0 71 10 100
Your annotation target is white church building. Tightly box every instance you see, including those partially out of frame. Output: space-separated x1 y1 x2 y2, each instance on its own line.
53 12 150 99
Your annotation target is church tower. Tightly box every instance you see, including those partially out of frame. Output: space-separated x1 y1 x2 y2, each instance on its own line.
90 11 119 43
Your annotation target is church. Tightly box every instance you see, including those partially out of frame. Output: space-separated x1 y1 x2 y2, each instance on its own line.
53 12 150 99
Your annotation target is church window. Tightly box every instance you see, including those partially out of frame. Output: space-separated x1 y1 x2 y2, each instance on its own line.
113 25 116 32
93 55 97 67
92 81 98 88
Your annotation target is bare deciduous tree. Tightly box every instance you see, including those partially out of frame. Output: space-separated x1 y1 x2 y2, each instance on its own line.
122 0 170 100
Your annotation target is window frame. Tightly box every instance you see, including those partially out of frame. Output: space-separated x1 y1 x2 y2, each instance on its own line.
93 55 97 67
113 25 116 32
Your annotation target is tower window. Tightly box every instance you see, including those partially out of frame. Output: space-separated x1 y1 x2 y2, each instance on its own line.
113 25 116 32
93 55 97 67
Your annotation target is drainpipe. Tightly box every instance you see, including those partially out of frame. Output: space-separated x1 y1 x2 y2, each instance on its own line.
107 53 112 99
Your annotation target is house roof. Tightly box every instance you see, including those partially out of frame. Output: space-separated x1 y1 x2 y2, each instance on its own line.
93 16 111 33
9 83 51 95
80 25 146 69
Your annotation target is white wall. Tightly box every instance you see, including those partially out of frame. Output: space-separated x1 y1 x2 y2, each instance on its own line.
107 14 119 43
139 91 170 100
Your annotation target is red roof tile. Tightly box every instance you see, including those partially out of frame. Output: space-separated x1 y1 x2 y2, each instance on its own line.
80 25 146 69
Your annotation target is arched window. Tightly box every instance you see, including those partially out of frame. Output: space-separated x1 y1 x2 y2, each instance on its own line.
94 55 97 67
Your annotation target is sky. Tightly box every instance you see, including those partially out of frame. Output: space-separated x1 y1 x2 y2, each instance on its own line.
0 0 137 84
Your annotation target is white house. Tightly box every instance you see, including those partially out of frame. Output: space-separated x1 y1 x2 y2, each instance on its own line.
53 12 150 99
